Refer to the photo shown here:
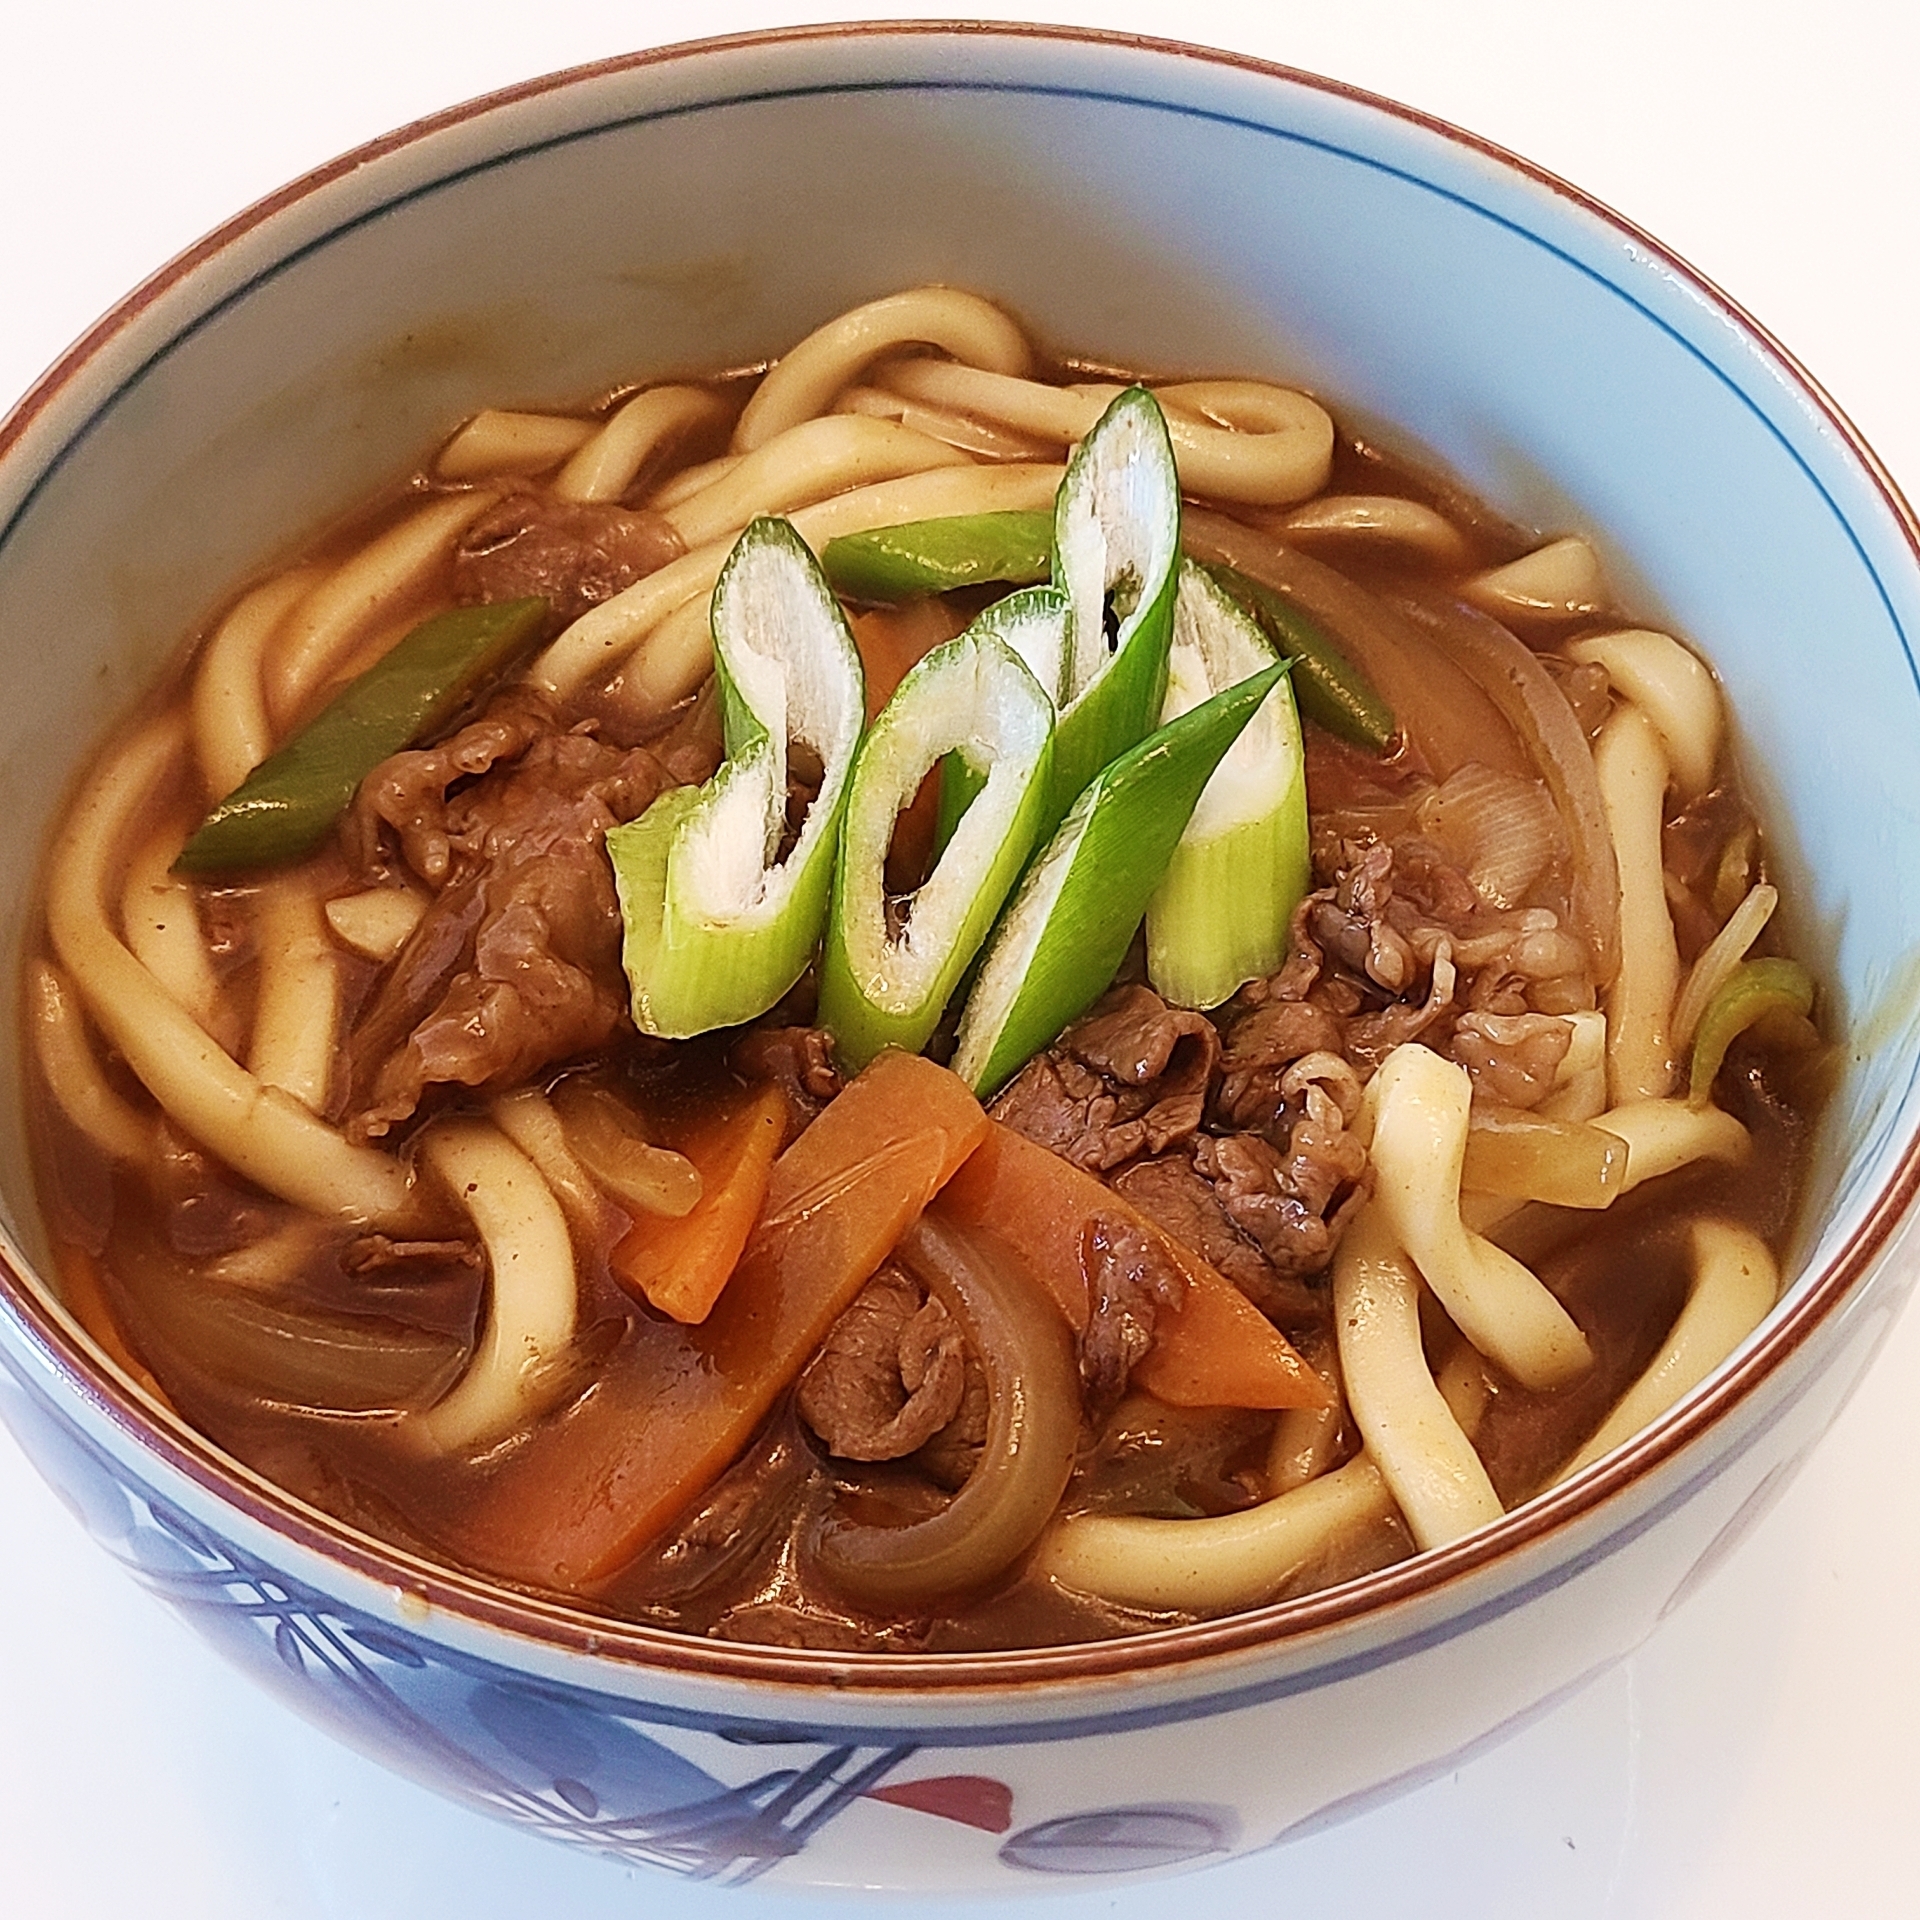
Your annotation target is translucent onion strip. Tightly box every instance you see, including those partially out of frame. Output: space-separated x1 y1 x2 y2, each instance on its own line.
28 960 151 1163
45 718 411 1222
436 409 595 480
268 490 497 728
1595 703 1681 1102
488 1089 613 1239
246 874 339 1114
414 1120 577 1454
1039 1455 1396 1614
1555 1218 1777 1481
1567 628 1722 797
552 385 726 504
191 567 322 796
1333 1204 1504 1551
1365 1043 1591 1390
811 1214 1080 1610
534 462 1064 705
733 286 1033 452
1670 883 1778 1051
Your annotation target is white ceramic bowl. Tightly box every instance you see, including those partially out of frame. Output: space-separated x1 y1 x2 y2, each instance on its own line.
1 23 1917 1896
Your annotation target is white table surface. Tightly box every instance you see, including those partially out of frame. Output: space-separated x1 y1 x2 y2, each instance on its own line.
3 4 1917 1914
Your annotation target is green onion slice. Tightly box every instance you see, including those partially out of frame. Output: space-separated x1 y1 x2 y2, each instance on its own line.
951 657 1287 1097
821 510 1054 603
1044 386 1182 828
1202 561 1395 752
1146 563 1310 1009
1687 957 1815 1106
817 589 1061 1072
176 596 549 873
608 517 865 1037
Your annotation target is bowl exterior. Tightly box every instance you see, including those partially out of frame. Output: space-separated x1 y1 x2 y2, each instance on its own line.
2 24 1918 1895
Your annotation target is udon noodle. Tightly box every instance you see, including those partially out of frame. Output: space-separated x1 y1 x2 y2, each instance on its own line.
24 287 1826 1650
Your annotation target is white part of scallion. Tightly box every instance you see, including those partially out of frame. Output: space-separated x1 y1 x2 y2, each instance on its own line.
608 518 865 1037
818 590 1060 1070
1147 563 1310 1009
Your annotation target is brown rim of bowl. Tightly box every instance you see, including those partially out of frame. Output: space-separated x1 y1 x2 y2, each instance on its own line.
2 18 1917 1699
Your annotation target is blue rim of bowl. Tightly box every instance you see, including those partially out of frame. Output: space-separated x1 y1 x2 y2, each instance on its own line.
1 19 1916 1706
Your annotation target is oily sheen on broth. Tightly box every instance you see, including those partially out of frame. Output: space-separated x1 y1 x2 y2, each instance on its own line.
25 288 1825 1651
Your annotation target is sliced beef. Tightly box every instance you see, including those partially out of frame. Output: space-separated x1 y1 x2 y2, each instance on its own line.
730 1026 843 1139
1077 1212 1185 1419
452 491 683 628
990 984 1219 1173
1214 996 1347 1134
797 1266 968 1462
1450 1010 1575 1110
343 690 721 1139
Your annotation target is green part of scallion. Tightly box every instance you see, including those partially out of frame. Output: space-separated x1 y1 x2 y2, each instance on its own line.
820 510 1055 603
951 657 1288 1098
1044 386 1182 830
175 596 549 873
1146 563 1310 1010
817 588 1061 1073
1200 560 1395 752
1688 957 1815 1106
607 517 865 1038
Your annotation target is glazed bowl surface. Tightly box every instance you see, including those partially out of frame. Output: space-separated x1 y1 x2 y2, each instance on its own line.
1 22 1918 1897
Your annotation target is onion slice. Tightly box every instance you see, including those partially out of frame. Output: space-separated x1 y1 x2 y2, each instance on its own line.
809 1213 1080 1610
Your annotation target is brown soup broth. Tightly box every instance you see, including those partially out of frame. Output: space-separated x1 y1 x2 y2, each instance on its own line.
22 340 1826 1653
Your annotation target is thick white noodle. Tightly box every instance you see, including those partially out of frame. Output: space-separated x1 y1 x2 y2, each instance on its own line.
1595 1098 1751 1188
1536 1008 1610 1123
833 383 1055 462
731 287 1032 452
1670 883 1778 1052
413 1120 578 1454
1365 1043 1592 1390
552 385 725 504
1595 704 1681 1102
880 360 1334 505
1556 1218 1778 1480
436 410 594 481
191 567 321 796
1037 1456 1396 1614
269 491 497 727
661 414 970 551
27 960 151 1163
646 452 744 511
534 462 1065 705
247 874 339 1114
121 828 220 1030
1278 493 1471 565
489 1089 612 1239
1333 1204 1505 1551
1567 628 1723 797
45 717 411 1222
1465 536 1605 620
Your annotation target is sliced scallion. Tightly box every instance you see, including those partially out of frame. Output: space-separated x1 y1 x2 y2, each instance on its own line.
1688 957 1815 1106
607 517 865 1037
1147 564 1309 1009
1043 386 1182 828
817 589 1061 1071
951 658 1287 1096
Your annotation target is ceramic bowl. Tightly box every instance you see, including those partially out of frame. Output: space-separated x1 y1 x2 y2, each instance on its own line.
1 23 1917 1897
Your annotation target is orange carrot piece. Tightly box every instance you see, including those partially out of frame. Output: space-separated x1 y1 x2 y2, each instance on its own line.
454 1050 989 1590
608 1084 786 1324
938 1121 1330 1412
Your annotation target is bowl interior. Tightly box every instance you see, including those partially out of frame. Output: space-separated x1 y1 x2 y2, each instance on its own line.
2 26 1916 1604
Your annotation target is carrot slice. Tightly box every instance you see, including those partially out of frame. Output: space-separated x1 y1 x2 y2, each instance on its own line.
607 1083 786 1324
453 1050 989 1590
938 1121 1330 1411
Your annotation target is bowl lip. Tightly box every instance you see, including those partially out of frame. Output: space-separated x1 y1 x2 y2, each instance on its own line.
3 15 1918 1706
